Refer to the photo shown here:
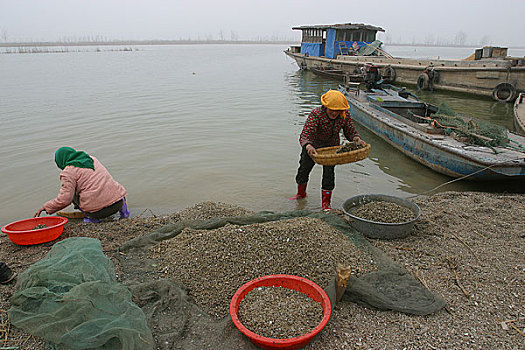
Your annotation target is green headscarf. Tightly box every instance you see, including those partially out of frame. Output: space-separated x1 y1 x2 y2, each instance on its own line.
54 147 95 170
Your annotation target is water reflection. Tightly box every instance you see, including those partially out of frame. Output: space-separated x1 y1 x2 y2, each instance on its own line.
285 70 339 119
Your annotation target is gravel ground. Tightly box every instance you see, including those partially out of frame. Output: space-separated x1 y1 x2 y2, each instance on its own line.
312 191 525 350
0 193 524 349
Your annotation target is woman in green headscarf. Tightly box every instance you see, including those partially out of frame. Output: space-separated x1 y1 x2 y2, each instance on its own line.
34 147 129 223
54 146 95 171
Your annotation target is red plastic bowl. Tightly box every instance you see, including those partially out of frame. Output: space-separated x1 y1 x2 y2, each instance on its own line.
230 274 332 350
1 216 68 245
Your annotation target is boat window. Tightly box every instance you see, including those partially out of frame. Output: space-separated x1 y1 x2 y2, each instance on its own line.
337 30 352 42
302 29 323 43
303 29 310 43
364 31 376 42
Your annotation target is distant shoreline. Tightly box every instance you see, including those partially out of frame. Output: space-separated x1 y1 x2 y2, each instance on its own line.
0 40 297 47
1 40 524 49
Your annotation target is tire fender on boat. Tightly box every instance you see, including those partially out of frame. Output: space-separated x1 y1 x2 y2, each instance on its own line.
382 66 396 83
492 83 517 102
417 73 430 90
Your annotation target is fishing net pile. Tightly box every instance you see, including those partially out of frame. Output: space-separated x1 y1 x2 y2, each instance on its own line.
7 205 445 349
433 103 509 147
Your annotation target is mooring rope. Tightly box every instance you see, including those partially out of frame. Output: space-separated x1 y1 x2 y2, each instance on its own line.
407 156 524 199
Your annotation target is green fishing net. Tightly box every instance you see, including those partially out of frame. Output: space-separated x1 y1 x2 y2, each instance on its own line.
9 211 445 349
434 103 509 147
8 237 154 350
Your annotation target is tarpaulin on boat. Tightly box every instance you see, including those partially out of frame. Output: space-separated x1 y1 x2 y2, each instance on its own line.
300 42 324 57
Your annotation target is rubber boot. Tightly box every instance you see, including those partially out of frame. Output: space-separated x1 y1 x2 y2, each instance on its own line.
83 216 101 223
119 197 130 218
289 183 307 200
322 190 332 211
0 263 16 284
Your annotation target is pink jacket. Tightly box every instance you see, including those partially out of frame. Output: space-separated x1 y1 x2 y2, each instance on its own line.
43 156 127 214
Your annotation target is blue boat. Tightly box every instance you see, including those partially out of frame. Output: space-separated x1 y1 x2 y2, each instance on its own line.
285 22 525 102
340 83 525 181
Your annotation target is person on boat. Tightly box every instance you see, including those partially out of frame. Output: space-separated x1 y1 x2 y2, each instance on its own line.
34 147 129 223
289 90 366 210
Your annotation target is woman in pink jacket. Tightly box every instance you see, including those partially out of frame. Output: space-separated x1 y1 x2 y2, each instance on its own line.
34 147 129 223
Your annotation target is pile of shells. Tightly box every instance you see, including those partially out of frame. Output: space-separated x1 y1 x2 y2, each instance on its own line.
238 286 323 338
31 224 48 230
352 201 415 223
149 216 375 318
336 142 365 153
169 201 256 221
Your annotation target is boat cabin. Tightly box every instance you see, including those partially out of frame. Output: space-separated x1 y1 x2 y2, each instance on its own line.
292 22 384 59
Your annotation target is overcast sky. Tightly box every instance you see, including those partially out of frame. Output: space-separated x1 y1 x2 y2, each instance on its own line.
1 0 524 46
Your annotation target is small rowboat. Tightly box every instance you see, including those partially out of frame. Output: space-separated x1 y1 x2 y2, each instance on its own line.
310 66 363 82
340 84 525 181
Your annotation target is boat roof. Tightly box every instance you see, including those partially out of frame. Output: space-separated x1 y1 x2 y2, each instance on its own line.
291 22 385 32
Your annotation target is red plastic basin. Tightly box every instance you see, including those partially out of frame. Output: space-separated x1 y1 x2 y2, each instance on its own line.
1 216 68 245
230 274 332 350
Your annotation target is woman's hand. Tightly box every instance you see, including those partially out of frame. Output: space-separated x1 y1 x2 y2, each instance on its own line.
353 136 367 146
34 207 45 217
306 144 317 157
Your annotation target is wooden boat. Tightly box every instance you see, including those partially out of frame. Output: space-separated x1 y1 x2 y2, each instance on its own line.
339 84 525 180
514 92 525 135
285 22 525 102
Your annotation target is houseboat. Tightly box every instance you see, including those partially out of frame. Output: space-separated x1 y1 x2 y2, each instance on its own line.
284 22 525 102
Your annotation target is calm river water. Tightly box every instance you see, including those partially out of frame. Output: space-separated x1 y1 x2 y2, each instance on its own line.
1 44 524 225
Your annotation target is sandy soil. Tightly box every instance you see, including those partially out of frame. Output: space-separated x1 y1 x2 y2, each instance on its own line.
0 191 523 349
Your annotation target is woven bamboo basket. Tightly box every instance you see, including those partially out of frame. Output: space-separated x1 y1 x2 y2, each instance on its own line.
56 211 85 219
311 143 371 166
